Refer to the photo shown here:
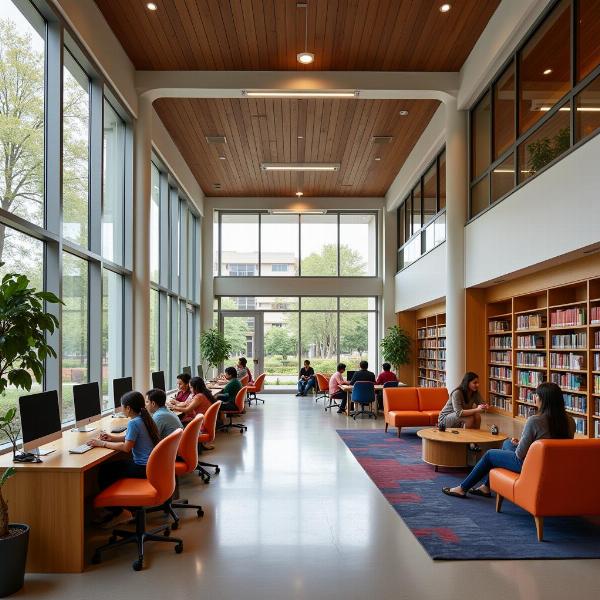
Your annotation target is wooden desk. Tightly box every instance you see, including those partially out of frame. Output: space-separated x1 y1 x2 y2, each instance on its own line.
340 384 384 413
0 414 128 573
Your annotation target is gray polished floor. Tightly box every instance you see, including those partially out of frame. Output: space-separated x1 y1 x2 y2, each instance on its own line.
22 396 598 599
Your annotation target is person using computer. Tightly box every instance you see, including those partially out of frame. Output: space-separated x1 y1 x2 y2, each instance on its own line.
168 376 214 424
145 388 182 438
236 357 253 383
375 362 398 385
215 366 242 411
87 391 160 528
330 363 350 414
172 372 192 403
350 360 376 385
296 359 316 396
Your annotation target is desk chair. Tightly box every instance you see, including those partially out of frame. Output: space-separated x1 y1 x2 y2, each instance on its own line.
92 429 183 571
246 373 266 405
197 400 222 483
217 386 248 433
380 380 399 410
315 373 330 406
240 374 250 386
350 381 377 419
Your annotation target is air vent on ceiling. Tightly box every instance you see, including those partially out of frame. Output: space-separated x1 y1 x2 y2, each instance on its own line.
206 136 227 145
213 183 222 190
371 136 393 144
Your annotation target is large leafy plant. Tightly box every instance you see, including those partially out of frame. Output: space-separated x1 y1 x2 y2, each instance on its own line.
200 328 232 371
379 325 412 374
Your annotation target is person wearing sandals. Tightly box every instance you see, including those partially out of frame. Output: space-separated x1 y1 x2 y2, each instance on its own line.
438 371 489 430
442 382 575 498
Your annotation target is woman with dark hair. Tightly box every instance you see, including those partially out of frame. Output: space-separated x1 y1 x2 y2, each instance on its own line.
215 366 242 411
168 376 214 423
442 382 575 498
438 372 489 430
88 391 161 526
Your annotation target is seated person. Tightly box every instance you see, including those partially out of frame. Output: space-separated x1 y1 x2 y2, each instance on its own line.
376 362 398 385
443 382 575 498
236 357 253 383
329 363 349 414
173 372 192 404
168 376 214 424
87 391 160 527
350 360 376 385
296 359 316 396
215 366 242 411
438 371 488 430
145 388 182 438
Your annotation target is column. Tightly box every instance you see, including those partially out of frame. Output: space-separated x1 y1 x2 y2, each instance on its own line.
444 98 468 388
133 95 152 389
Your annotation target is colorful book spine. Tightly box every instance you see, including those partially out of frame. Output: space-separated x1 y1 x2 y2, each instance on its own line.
516 352 546 367
550 307 586 327
490 380 511 395
489 319 511 333
489 366 512 380
516 334 545 349
550 332 587 349
518 370 545 386
490 394 512 412
516 313 547 330
518 387 537 403
563 394 587 414
549 372 585 391
490 335 512 349
490 351 511 364
549 352 585 370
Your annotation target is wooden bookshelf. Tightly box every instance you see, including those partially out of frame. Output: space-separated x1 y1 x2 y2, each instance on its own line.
416 312 446 388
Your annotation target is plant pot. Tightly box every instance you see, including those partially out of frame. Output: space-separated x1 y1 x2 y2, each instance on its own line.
0 524 29 597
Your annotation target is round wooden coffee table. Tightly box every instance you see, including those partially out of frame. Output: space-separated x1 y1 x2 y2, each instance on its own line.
416 428 508 470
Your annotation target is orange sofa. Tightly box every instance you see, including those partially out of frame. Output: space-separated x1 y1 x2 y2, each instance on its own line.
383 387 448 437
490 439 600 541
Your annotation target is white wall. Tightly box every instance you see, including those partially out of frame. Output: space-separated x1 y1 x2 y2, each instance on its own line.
394 243 446 312
465 134 600 288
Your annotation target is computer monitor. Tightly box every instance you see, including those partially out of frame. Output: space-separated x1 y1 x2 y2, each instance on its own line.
196 364 204 378
182 366 192 376
346 370 356 381
72 382 102 432
113 376 133 414
152 370 166 391
19 390 62 454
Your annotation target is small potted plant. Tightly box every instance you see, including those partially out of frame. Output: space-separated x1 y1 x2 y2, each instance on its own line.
0 267 61 596
379 325 412 377
200 328 232 379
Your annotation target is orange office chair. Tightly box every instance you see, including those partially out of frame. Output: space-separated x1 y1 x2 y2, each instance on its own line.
197 400 222 483
315 373 330 405
240 373 250 386
217 386 248 433
246 372 266 405
91 429 183 571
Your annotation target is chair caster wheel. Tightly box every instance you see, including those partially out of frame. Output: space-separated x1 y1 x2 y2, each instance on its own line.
197 508 204 517
91 551 101 564
108 535 117 544
132 558 143 571
215 467 220 474
171 521 179 530
181 499 189 504
163 527 171 536
175 542 183 554
203 477 210 484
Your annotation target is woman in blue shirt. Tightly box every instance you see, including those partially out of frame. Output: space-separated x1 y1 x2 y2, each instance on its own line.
88 391 160 527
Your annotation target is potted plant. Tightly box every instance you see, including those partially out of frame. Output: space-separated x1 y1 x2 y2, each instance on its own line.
379 325 412 377
0 267 61 597
200 328 232 379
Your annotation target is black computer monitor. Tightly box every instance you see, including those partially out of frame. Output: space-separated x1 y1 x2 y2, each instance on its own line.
73 382 102 431
346 370 356 381
196 364 204 378
152 370 166 391
19 390 62 453
182 366 192 376
113 376 133 413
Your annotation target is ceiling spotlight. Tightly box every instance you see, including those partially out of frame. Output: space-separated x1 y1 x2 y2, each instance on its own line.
399 110 409 116
219 155 226 160
295 191 304 196
298 135 304 139
439 3 451 12
146 2 158 10
374 157 381 161
297 52 315 65
297 2 315 65
543 68 553 75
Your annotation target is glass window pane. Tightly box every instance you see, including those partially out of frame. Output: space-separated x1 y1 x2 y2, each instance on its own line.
493 61 516 159
518 104 571 182
263 312 298 388
188 214 195 297
213 210 219 276
411 184 422 232
434 212 446 246
150 289 159 372
577 0 600 82
575 72 600 141
438 151 446 211
340 214 376 276
179 203 188 297
471 91 491 180
402 236 421 268
491 153 515 204
150 164 160 283
340 312 377 370
102 100 125 263
422 164 437 226
398 204 405 247
300 311 338 374
0 1 45 227
63 51 89 247
166 295 171 382
62 253 88 422
300 214 338 276
471 176 490 218
260 214 299 276
404 196 411 240
220 213 259 276
424 221 435 253
340 297 377 311
301 297 337 310
519 0 571 134
102 269 123 411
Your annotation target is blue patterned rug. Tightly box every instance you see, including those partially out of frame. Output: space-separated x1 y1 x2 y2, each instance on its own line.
337 428 600 560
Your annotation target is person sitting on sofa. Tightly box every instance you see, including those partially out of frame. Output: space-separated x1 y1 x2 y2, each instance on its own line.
442 382 575 498
438 371 488 430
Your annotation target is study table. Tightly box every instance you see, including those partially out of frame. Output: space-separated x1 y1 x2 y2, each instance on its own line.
339 384 384 413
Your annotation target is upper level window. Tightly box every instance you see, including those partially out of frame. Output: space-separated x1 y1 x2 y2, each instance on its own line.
272 264 288 272
228 263 257 277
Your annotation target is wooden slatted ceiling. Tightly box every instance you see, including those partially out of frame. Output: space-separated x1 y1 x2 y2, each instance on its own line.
153 98 440 197
95 0 500 71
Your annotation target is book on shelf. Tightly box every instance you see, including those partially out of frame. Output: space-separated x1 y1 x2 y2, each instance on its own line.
595 420 600 439
489 319 511 333
595 397 600 416
438 338 446 349
516 351 546 368
437 326 446 337
417 328 426 339
591 305 600 324
490 394 512 412
516 313 547 330
594 374 600 394
518 387 537 402
517 370 545 387
518 404 537 418
426 326 437 338
551 332 587 349
549 371 585 391
595 330 600 349
490 351 511 364
595 354 600 371
517 334 545 349
490 335 512 349
490 380 511 395
549 352 585 370
550 307 586 327
563 393 587 415
489 366 512 380
573 416 587 435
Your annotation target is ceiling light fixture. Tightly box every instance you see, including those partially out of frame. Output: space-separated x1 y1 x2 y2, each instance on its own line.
374 157 381 161
242 90 358 98
439 3 451 12
399 110 409 116
146 2 158 10
543 68 553 75
261 162 340 172
219 155 226 160
295 191 304 196
270 209 327 215
297 2 315 65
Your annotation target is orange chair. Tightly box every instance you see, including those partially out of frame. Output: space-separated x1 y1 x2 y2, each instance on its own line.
246 372 266 405
383 387 430 436
315 373 329 404
91 429 183 571
491 439 600 541
197 400 222 483
217 386 248 433
240 373 249 386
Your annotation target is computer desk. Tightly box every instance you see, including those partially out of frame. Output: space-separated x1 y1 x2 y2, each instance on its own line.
0 414 128 573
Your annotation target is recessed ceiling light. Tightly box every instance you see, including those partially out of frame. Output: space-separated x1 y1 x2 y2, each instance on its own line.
243 90 358 98
297 52 315 65
298 135 304 139
374 157 381 161
439 3 451 12
399 110 409 116
146 2 158 10
543 68 553 75
219 155 226 160
261 162 340 172
295 191 304 196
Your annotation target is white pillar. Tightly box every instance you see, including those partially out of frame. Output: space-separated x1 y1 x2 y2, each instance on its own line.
444 98 468 389
133 95 152 389
200 199 215 333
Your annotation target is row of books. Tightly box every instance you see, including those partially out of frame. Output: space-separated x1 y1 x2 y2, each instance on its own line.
438 327 446 337
418 378 444 388
490 351 511 364
595 398 600 416
489 366 512 380
595 421 600 439
574 416 587 435
490 394 512 412
490 380 511 395
422 339 438 349
595 353 600 371
417 328 427 339
550 332 587 349
517 370 545 386
516 313 546 330
489 319 510 332
518 404 536 418
594 374 600 395
427 360 437 369
549 352 585 371
516 352 546 367
490 335 512 349
549 372 585 391
517 334 545 349
518 387 536 402
426 327 437 338
595 331 600 348
439 338 447 349
591 305 600 324
550 307 586 328
563 394 587 414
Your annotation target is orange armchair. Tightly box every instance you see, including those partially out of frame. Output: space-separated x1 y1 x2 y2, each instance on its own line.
197 400 222 483
217 386 248 433
246 372 266 405
491 439 600 541
92 429 183 571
